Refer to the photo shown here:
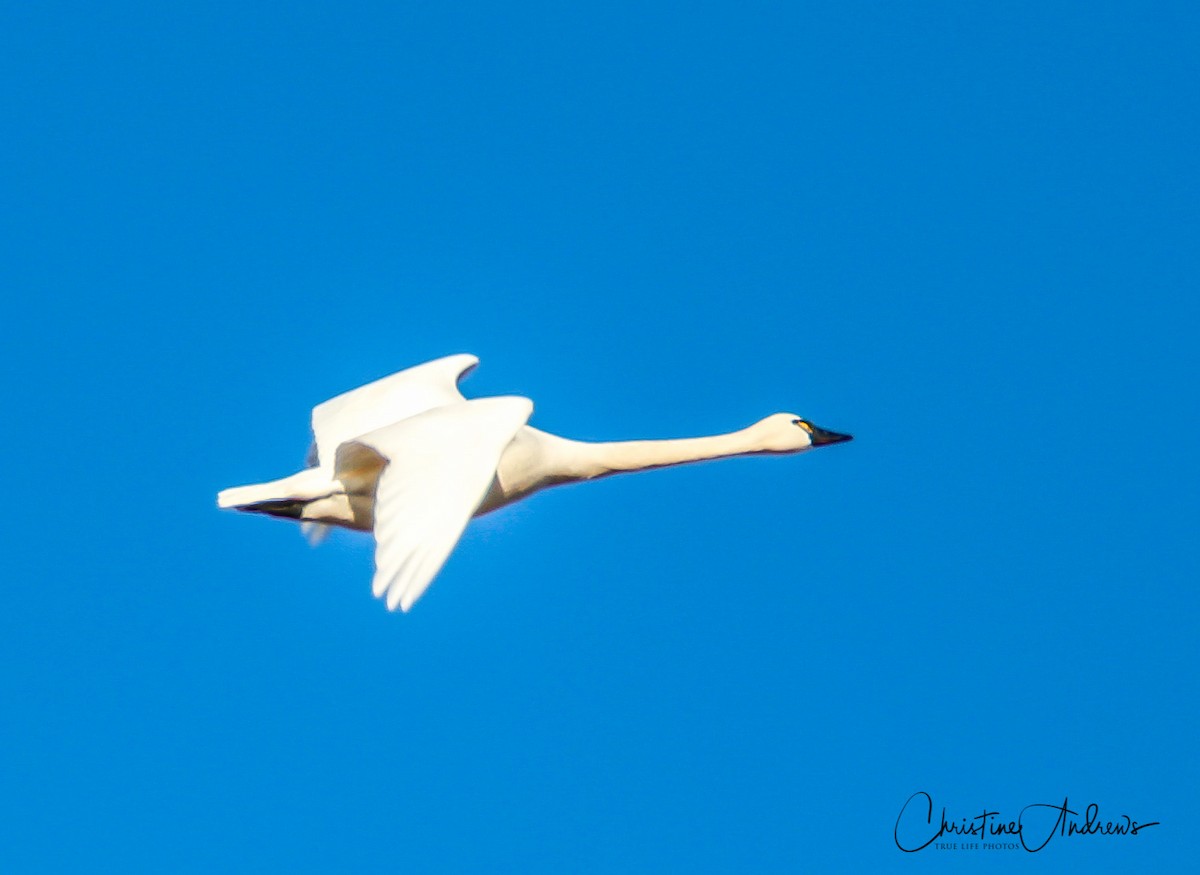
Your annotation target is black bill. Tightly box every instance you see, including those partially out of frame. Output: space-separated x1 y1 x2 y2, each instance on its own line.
809 424 853 446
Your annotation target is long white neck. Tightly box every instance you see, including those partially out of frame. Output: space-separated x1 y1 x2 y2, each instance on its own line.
481 423 788 515
574 427 769 480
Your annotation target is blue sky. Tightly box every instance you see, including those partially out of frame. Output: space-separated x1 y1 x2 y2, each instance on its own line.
2 1 1196 871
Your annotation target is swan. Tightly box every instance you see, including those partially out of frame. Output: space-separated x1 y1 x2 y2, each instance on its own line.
217 354 852 611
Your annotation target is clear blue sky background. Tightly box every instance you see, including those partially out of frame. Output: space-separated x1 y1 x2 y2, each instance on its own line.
2 1 1195 872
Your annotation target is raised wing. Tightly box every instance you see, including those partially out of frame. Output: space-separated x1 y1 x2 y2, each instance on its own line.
309 354 479 468
339 396 533 612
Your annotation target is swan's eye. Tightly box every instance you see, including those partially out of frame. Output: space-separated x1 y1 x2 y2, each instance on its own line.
793 419 813 433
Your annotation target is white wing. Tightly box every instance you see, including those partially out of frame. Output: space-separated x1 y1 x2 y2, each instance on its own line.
339 396 533 612
309 354 479 468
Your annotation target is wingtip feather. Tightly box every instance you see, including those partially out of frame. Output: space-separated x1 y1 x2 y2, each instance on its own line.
385 584 404 611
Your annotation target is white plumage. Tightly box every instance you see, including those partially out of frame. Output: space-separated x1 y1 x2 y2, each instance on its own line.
357 397 532 611
219 354 851 611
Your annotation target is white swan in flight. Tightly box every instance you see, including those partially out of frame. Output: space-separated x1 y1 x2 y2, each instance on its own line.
217 354 852 612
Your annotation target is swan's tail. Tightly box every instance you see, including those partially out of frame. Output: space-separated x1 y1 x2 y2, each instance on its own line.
217 481 284 509
217 468 332 512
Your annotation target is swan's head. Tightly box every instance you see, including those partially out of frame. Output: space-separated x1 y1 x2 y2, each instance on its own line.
753 413 853 453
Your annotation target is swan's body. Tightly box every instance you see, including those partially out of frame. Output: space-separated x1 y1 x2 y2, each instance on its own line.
218 354 851 611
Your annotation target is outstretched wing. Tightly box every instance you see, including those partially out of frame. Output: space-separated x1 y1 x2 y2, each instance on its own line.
340 396 533 612
309 354 479 469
